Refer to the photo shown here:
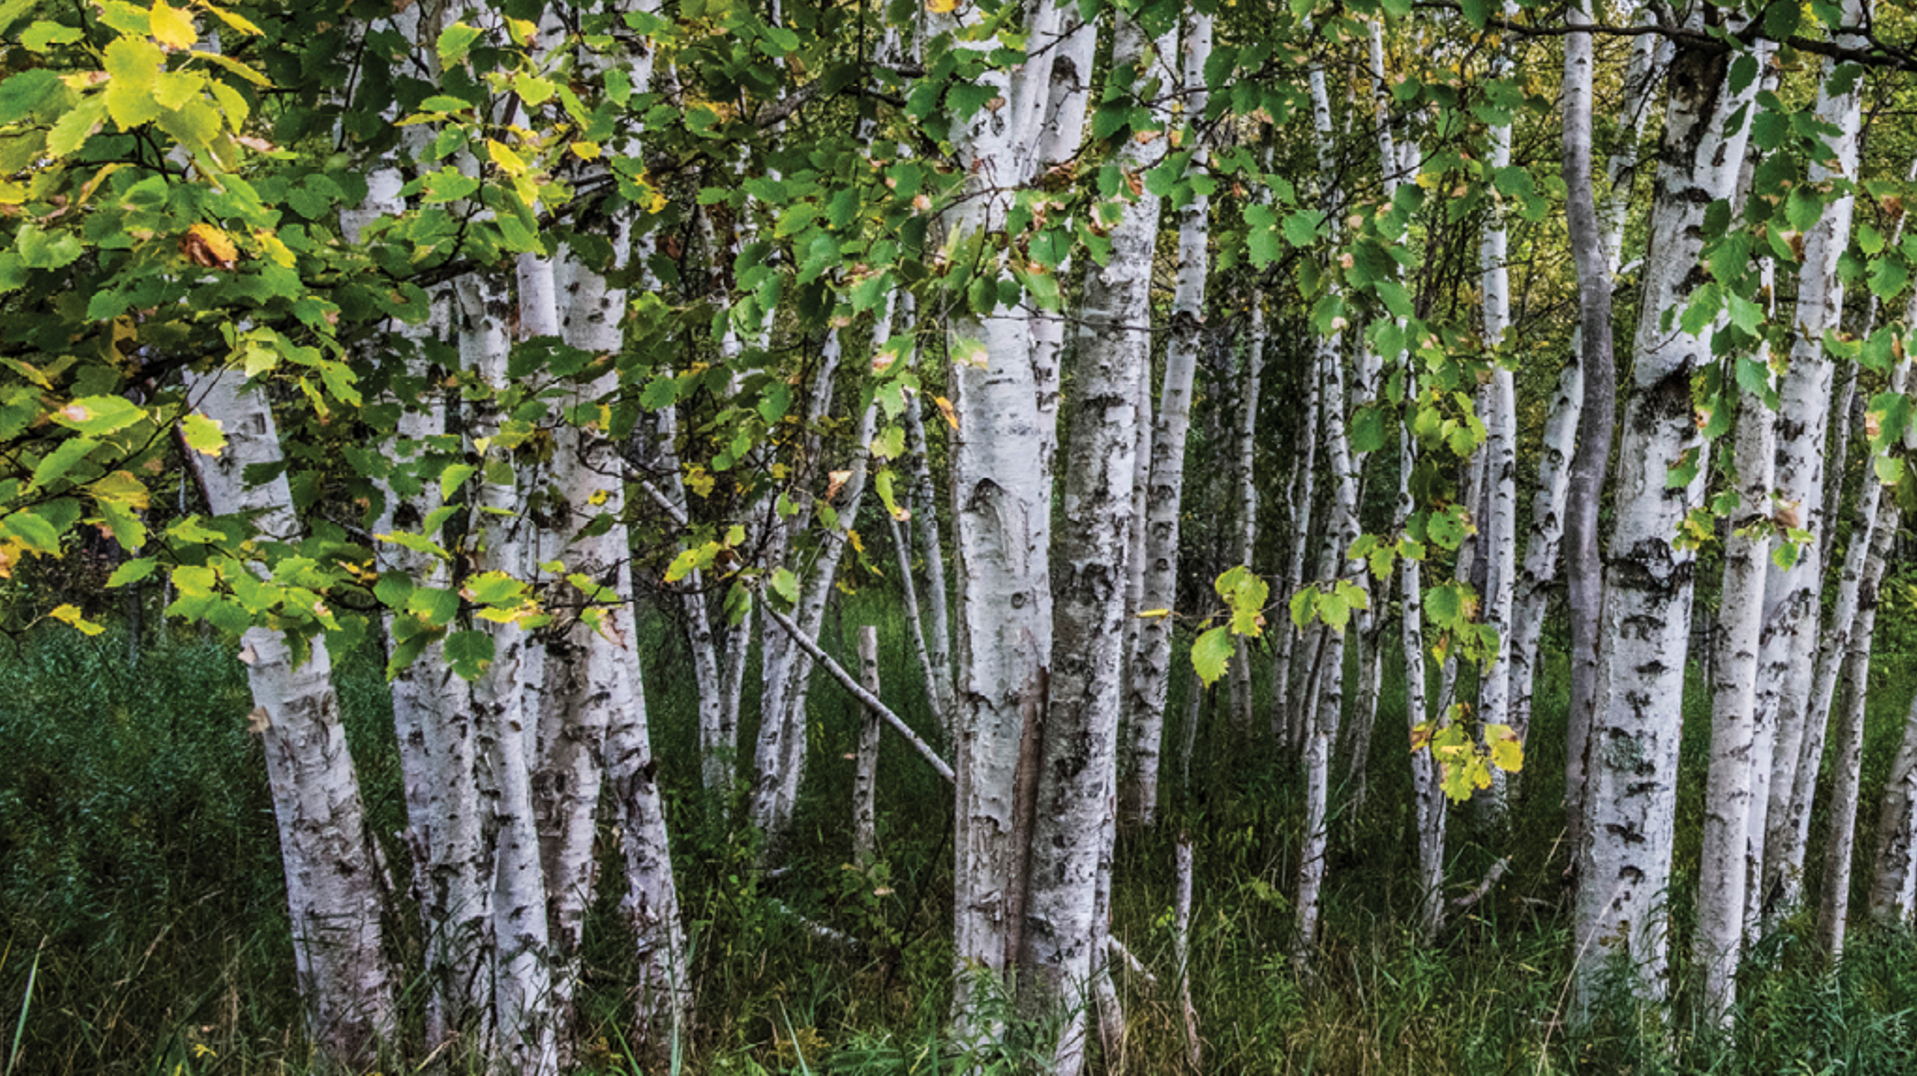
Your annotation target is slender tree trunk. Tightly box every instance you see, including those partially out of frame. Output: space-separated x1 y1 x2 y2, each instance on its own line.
1229 329 1262 743
184 369 395 1067
1868 692 1917 926
854 626 882 862
1757 2 1867 922
1560 0 1621 859
1474 37 1519 829
1273 365 1317 742
1817 503 1897 957
1508 361 1580 753
1292 35 1362 969
1572 15 1759 1013
1693 264 1775 1024
1120 11 1211 824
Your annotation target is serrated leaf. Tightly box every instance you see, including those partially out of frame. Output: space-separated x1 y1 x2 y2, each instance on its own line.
437 23 482 66
103 36 165 129
445 629 495 679
770 566 800 606
1192 625 1233 686
149 0 197 49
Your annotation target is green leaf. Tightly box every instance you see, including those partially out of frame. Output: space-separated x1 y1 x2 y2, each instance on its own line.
104 36 166 130
0 69 61 123
1875 453 1905 487
54 396 144 436
445 629 495 680
437 23 483 67
1191 626 1233 687
406 586 461 627
1283 210 1324 248
181 413 226 457
770 566 800 606
107 557 158 587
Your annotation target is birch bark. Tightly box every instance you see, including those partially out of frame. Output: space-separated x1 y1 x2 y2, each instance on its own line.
1016 15 1167 1071
1572 14 1759 1011
1756 1 1867 922
1120 9 1210 824
184 369 395 1066
1560 0 1619 856
1693 262 1775 1024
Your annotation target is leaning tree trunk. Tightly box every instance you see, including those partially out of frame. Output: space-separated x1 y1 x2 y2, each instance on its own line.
184 368 395 1066
1572 14 1759 1014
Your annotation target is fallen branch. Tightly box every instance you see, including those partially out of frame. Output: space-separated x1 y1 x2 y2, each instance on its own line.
1108 936 1157 986
1450 856 1512 914
762 603 955 783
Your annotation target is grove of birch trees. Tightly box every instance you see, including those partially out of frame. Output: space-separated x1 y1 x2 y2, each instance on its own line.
12 0 1917 1070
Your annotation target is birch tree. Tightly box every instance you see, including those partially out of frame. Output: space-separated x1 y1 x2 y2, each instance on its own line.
1573 10 1762 1011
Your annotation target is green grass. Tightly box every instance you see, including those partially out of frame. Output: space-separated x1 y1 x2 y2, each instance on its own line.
7 600 1917 1074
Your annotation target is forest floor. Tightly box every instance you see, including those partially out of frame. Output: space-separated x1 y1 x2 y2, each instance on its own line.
5 596 1917 1075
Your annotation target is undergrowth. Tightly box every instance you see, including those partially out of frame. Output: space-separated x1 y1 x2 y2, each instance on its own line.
4 601 1917 1074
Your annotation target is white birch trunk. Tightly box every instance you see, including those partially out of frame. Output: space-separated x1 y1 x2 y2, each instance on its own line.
1508 361 1580 750
1572 17 1760 1012
854 626 882 862
454 269 557 1076
1693 264 1775 1023
1119 10 1210 824
1016 16 1166 1072
1474 42 1519 827
929 0 1058 1027
1868 693 1917 925
1274 371 1318 748
1816 503 1897 957
184 370 395 1065
1757 2 1867 922
1293 34 1361 968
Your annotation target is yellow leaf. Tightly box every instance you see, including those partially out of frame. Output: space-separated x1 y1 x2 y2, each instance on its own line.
49 604 105 636
150 0 198 50
570 141 601 159
933 395 959 429
202 3 262 35
1136 608 1172 618
181 222 237 267
926 0 958 11
487 138 526 176
181 412 225 456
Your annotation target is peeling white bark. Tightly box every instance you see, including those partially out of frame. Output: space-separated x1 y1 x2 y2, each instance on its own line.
1573 16 1761 1012
184 369 395 1065
1756 0 1867 924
